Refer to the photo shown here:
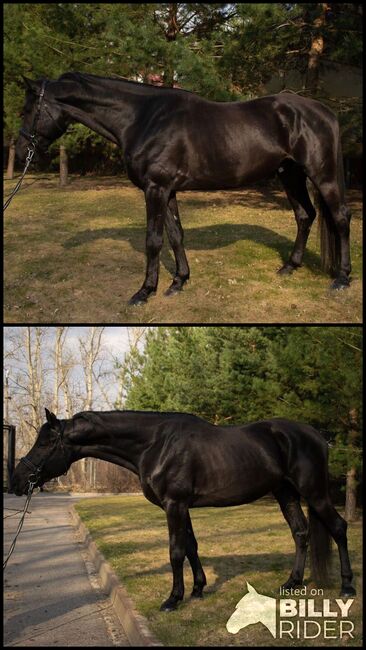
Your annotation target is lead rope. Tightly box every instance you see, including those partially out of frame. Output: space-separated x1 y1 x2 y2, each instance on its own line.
3 141 36 212
3 480 37 571
3 80 48 213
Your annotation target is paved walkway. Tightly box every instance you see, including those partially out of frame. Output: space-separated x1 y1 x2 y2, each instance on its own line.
3 493 130 647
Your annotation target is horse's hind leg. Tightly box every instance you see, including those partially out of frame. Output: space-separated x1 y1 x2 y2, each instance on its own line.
273 481 309 590
307 497 355 597
164 193 190 296
277 163 316 275
186 512 207 598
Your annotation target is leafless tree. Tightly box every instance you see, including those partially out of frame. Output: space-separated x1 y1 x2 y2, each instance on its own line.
3 326 143 493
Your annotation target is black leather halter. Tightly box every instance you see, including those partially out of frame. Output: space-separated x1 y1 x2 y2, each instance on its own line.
19 80 64 146
19 424 69 487
19 80 47 144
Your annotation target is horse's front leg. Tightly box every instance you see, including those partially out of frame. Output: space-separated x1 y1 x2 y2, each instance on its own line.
186 512 207 598
160 500 188 611
164 193 190 296
128 182 169 305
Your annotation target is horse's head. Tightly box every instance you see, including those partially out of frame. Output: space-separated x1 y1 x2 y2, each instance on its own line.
16 76 68 163
11 409 73 496
226 582 276 637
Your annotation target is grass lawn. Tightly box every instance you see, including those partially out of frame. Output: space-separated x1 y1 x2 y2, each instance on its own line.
4 174 362 323
75 495 363 646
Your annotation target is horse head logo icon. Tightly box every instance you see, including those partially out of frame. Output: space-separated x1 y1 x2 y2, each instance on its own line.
226 582 276 637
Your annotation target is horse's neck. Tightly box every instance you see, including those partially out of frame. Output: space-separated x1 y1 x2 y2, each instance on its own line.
70 412 157 476
54 76 146 147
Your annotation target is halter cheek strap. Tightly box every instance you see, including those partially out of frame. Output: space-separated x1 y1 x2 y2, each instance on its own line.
19 80 48 144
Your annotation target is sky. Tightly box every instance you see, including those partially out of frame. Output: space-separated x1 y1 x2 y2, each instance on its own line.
3 326 147 417
4 326 138 358
63 326 133 357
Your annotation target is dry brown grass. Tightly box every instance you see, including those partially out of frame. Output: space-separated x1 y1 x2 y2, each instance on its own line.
4 174 362 323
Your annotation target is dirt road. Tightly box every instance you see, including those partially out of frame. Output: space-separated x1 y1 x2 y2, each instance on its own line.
3 492 130 647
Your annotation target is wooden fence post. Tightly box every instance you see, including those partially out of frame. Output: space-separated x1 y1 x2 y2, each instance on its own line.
59 144 68 187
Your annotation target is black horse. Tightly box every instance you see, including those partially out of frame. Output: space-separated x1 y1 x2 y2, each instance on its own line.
16 73 351 305
11 409 355 611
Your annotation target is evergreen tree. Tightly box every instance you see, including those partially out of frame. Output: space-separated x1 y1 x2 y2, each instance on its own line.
268 326 362 519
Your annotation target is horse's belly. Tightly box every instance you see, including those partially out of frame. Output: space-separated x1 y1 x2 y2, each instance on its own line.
191 472 282 507
177 149 283 191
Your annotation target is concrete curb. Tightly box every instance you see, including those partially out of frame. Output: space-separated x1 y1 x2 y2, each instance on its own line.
70 507 162 647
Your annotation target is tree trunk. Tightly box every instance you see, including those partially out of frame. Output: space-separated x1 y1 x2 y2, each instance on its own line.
6 137 16 180
344 409 359 522
306 4 329 94
163 3 178 86
59 145 68 187
4 370 10 424
25 327 44 432
53 327 64 414
79 327 105 490
344 467 357 522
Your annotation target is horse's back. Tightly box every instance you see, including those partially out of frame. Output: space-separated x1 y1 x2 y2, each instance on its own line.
128 90 337 190
140 415 328 508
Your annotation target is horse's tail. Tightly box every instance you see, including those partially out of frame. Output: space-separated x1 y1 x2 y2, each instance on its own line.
316 129 346 276
308 505 332 585
316 192 340 277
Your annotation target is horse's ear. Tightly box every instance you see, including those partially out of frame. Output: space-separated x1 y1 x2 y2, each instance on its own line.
246 582 257 594
21 75 38 92
45 408 61 430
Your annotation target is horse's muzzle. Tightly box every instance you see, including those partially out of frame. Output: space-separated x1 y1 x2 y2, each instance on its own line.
10 471 32 497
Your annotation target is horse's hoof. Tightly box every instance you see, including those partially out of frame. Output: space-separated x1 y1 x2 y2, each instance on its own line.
160 598 181 612
164 277 188 297
340 586 356 598
164 284 182 297
191 589 204 599
280 579 302 592
128 290 155 306
128 296 146 306
277 264 296 276
331 278 350 290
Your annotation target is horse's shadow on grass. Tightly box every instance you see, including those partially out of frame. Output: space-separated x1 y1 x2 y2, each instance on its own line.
181 185 291 211
63 223 323 276
128 550 312 597
200 552 303 595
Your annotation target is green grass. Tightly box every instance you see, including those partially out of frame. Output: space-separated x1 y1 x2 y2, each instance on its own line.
4 174 362 323
75 495 363 646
